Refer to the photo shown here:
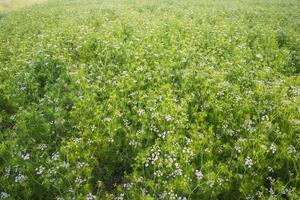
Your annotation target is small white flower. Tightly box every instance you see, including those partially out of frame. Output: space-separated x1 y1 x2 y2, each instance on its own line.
174 163 182 176
159 191 167 199
108 137 114 143
245 156 253 168
268 166 274 172
15 174 28 183
39 144 48 151
261 115 269 121
51 153 59 161
61 161 70 168
158 131 168 139
267 176 275 183
75 177 85 185
186 137 192 145
234 146 242 153
174 97 179 103
4 166 10 177
35 166 45 175
21 153 30 160
246 195 254 200
288 145 297 154
91 125 97 132
245 119 254 127
74 137 82 143
0 192 10 199
209 180 215 188
115 193 124 200
68 187 74 193
270 144 277 154
154 170 163 177
195 170 203 180
256 54 263 59
165 115 172 121
137 108 145 116
137 66 144 72
129 140 137 146
178 197 187 200
123 183 132 190
123 119 130 127
77 162 85 168
86 193 96 200
288 170 294 177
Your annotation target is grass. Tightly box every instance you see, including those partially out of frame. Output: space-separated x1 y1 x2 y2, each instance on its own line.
0 0 299 199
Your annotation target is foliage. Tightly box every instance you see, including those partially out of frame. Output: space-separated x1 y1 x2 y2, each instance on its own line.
0 0 300 199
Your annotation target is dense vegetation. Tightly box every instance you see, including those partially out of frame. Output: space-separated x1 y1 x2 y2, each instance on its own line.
0 0 299 199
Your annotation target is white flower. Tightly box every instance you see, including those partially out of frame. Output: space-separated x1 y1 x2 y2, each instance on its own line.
141 188 148 195
152 154 159 162
186 137 192 145
209 180 215 188
255 54 263 59
0 192 10 199
267 176 275 183
75 177 85 185
178 197 187 200
158 131 168 139
288 145 297 154
21 153 30 160
77 162 85 168
172 163 182 177
245 157 253 168
61 161 70 168
68 187 74 193
195 170 203 180
91 125 97 132
268 166 274 172
165 115 172 121
129 140 137 146
39 144 48 151
137 66 144 72
174 97 179 103
246 195 254 200
4 166 10 177
108 137 114 143
123 119 130 127
115 193 124 200
137 108 145 116
159 191 167 199
234 146 242 153
261 115 269 121
270 144 277 154
256 190 263 197
245 119 254 127
74 137 82 143
154 170 163 177
123 183 132 190
35 166 45 175
15 174 28 183
86 193 96 200
51 153 59 161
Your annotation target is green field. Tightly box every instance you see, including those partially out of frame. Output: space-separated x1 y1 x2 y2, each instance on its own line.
0 0 300 199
